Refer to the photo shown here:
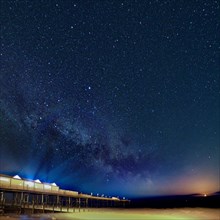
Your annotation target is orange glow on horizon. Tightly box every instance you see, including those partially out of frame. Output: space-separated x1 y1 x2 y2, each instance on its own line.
168 175 219 195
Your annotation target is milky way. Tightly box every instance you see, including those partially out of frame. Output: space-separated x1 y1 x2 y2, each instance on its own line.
0 1 219 197
1 57 157 196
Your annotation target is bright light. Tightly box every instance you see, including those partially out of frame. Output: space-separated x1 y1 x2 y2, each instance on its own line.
51 182 57 186
34 179 41 183
13 175 21 179
204 194 207 197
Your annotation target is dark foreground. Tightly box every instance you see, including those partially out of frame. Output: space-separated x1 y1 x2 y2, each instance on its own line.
130 193 220 208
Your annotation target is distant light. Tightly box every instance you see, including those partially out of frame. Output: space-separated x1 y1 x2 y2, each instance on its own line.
34 179 41 183
91 193 93 196
123 197 125 200
204 194 207 197
51 183 57 186
13 175 21 179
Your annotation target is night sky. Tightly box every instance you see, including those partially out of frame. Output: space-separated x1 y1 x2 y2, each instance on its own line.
0 0 219 198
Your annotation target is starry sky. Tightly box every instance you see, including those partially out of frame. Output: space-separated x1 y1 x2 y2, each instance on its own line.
0 0 219 198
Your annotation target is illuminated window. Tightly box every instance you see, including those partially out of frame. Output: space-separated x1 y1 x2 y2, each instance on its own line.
24 181 34 187
34 183 43 189
0 177 10 182
44 184 51 190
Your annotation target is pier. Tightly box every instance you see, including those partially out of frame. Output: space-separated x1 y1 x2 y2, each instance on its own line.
0 174 130 214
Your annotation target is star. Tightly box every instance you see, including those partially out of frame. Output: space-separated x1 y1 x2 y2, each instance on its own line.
0 0 218 198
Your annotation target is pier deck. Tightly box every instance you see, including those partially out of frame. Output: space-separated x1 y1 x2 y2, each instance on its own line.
0 174 129 214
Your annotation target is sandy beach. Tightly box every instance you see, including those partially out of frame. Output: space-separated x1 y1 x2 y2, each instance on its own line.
0 208 219 220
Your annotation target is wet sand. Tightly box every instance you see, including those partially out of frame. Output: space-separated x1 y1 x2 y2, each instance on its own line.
0 208 219 220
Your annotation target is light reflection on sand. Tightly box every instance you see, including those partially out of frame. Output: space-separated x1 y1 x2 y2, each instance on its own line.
0 208 219 220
